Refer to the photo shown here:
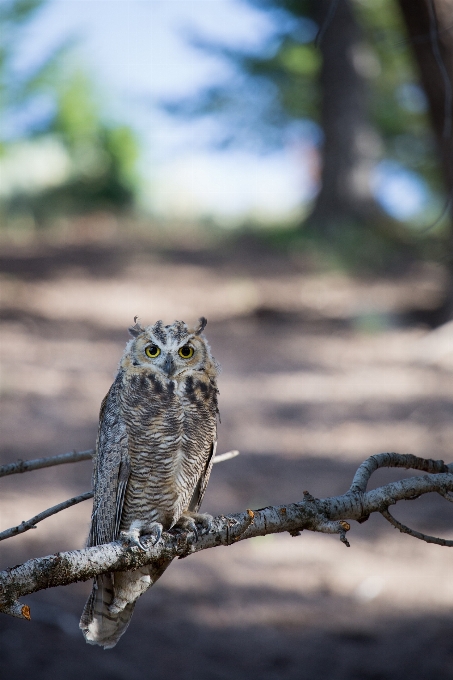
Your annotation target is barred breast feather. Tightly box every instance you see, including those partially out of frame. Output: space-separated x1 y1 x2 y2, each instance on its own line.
118 370 217 532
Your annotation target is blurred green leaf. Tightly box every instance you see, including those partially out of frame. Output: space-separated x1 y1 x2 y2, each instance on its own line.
0 0 141 220
278 44 320 77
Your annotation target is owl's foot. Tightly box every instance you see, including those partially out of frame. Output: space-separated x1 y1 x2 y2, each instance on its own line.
120 527 143 550
174 515 199 542
175 512 214 541
120 522 162 551
143 522 163 548
186 511 214 534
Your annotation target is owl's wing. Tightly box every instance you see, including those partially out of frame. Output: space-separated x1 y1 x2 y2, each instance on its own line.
87 377 131 547
188 439 217 513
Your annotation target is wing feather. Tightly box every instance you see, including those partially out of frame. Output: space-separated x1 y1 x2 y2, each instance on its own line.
87 374 130 547
188 439 217 513
113 458 131 540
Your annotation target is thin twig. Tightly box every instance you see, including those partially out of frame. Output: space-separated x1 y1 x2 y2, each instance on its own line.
0 450 94 478
380 508 453 547
213 450 239 464
0 492 94 542
0 448 239 479
349 452 448 494
0 451 240 542
0 455 452 619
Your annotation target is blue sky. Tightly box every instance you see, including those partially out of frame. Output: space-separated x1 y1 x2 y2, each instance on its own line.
15 0 312 222
9 0 431 224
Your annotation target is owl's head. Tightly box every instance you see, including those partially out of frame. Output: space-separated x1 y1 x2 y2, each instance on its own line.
121 317 219 381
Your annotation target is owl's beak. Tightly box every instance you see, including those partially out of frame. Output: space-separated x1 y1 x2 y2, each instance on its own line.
163 354 176 377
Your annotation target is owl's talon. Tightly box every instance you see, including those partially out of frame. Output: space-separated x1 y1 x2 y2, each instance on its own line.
120 522 163 551
139 522 163 548
185 511 214 535
174 512 214 540
199 514 214 534
174 516 199 542
146 523 163 546
120 531 146 551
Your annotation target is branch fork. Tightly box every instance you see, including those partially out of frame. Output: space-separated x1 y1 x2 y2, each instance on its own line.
0 450 452 621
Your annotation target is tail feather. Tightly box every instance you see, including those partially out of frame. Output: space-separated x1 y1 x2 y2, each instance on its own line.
80 574 136 649
80 561 172 648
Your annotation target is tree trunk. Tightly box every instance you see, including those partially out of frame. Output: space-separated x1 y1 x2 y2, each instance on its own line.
397 0 453 320
397 0 453 211
306 0 381 231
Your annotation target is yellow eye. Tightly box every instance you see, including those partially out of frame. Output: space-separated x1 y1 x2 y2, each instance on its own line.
178 345 194 359
145 345 161 358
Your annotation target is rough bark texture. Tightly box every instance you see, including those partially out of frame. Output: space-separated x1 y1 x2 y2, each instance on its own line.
1 453 452 622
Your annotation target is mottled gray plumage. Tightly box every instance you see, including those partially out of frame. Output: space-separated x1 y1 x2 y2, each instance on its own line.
80 318 219 648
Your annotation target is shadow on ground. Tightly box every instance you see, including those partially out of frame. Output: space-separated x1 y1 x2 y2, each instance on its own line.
1 231 452 679
1 584 452 680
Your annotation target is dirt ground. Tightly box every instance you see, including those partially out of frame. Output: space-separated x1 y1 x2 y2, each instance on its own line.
1 223 453 680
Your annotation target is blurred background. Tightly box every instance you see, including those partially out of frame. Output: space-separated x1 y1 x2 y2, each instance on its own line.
1 0 453 678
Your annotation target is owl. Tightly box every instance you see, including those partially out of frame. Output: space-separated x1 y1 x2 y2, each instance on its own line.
79 317 219 648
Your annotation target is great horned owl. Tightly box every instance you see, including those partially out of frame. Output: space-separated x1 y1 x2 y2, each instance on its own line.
80 317 219 648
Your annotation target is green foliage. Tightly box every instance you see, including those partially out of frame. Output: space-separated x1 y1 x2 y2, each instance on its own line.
0 0 140 220
0 0 42 25
0 0 76 145
53 70 101 147
105 125 140 189
51 69 139 192
278 43 320 77
172 0 441 208
170 17 320 149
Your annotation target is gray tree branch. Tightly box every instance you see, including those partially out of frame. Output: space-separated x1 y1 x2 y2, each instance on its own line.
0 451 239 543
0 448 239 479
0 492 94 543
0 450 94 478
0 453 452 621
380 508 453 546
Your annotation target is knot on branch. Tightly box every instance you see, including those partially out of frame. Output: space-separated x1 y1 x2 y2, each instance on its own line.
223 509 255 545
0 452 452 623
295 492 352 546
2 602 31 620
309 516 351 547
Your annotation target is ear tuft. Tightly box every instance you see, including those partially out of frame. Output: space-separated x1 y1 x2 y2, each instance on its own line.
128 317 145 338
195 317 207 335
